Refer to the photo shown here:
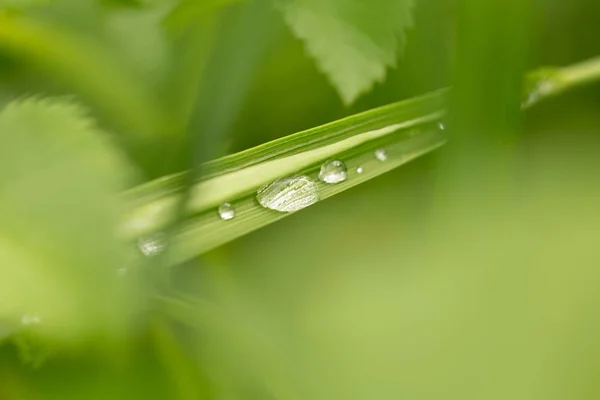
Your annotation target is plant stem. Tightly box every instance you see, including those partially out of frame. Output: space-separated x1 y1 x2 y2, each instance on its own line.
523 56 600 107
559 56 600 91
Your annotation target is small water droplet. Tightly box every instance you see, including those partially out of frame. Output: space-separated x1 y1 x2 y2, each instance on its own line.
438 122 446 131
257 175 319 213
523 77 556 107
318 160 347 184
356 167 364 174
138 233 165 256
218 202 236 220
374 149 388 161
21 313 41 326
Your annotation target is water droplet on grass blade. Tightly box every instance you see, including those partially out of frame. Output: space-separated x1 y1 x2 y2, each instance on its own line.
438 122 446 131
374 149 388 161
257 175 319 212
21 313 41 326
218 202 235 220
356 167 364 174
522 74 557 108
138 233 165 256
318 160 347 184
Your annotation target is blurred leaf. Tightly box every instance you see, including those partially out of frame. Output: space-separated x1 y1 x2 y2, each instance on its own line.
0 12 167 143
164 0 245 32
183 0 276 164
104 4 171 85
277 0 414 105
0 98 141 343
0 0 50 9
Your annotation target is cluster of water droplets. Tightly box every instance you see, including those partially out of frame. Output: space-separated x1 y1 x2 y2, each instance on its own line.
209 120 448 219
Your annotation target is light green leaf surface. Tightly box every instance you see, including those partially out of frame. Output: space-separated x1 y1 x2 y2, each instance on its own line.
277 0 414 104
0 98 140 342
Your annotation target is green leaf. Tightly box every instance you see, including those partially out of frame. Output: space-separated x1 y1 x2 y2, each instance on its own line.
277 0 415 105
0 98 141 343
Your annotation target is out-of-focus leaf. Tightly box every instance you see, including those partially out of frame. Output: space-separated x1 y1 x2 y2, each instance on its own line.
104 5 171 85
0 98 141 343
164 0 245 32
0 12 167 142
277 0 414 105
0 0 50 9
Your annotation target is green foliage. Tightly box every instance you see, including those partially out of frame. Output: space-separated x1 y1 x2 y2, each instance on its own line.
0 11 168 143
277 0 414 104
0 0 50 9
1 0 600 398
0 98 141 343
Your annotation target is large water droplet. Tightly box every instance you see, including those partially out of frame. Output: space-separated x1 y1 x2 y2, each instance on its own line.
138 233 165 256
218 202 235 220
257 175 319 213
374 149 388 161
318 160 347 184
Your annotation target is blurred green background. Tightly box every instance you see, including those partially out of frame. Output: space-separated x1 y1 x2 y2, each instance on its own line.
1 0 600 399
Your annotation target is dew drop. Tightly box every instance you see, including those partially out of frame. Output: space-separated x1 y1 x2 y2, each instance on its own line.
522 77 556 107
257 175 319 213
218 202 236 221
318 160 347 184
21 313 41 326
374 148 388 161
356 166 364 174
438 122 446 131
138 233 165 256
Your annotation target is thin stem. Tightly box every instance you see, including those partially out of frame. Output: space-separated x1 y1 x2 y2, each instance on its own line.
523 56 600 107
559 56 600 89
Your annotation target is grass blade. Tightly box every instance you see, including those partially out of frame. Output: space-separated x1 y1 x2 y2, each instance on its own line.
123 56 600 264
123 89 448 262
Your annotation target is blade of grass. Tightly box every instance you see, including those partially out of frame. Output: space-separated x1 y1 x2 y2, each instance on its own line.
121 89 448 239
123 56 600 265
